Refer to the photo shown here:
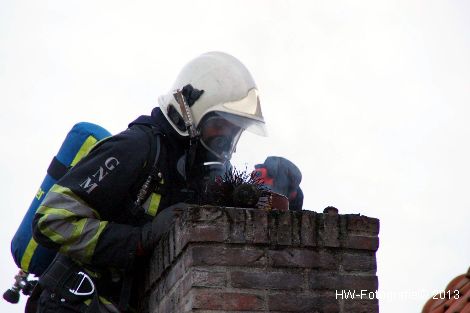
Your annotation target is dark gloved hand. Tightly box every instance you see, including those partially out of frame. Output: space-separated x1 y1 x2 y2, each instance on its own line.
254 156 304 211
139 203 186 254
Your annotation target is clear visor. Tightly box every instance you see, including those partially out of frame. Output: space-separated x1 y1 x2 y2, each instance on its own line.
199 114 244 161
213 111 267 136
220 88 267 136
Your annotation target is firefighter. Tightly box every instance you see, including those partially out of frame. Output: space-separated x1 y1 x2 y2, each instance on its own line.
31 51 302 313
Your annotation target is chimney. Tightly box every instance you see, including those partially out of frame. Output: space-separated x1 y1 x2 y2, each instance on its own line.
138 206 380 313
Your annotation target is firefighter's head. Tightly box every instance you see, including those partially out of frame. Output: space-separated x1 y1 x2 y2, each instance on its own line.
158 51 266 161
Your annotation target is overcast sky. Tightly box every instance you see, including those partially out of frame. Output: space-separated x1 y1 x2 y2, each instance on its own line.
1 1 469 312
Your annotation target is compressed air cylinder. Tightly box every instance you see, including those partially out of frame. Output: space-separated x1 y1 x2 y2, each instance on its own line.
10 122 111 276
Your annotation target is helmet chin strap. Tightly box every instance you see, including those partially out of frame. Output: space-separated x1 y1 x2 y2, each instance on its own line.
173 87 202 181
173 88 199 139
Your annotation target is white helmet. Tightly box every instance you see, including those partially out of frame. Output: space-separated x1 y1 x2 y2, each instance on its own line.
158 52 266 159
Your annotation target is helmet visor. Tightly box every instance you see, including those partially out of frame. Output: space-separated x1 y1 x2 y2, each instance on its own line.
212 111 267 136
199 114 244 161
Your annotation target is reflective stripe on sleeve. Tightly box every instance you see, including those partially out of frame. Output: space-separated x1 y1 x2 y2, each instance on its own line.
40 185 101 219
36 184 108 263
70 135 99 167
20 238 38 271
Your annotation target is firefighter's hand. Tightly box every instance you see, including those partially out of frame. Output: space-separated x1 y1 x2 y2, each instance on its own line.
139 203 186 254
254 156 304 211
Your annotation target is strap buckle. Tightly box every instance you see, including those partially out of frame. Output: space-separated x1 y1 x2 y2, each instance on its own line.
68 271 95 296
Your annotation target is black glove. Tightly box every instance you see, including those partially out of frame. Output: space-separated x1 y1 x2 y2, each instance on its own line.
254 156 304 211
139 203 186 254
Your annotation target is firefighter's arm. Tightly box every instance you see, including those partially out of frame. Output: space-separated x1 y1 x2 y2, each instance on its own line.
32 184 140 269
32 127 151 269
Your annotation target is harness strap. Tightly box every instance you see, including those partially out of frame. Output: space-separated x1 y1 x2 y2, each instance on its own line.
88 292 108 313
134 135 161 208
118 269 134 312
47 157 68 180
39 255 94 303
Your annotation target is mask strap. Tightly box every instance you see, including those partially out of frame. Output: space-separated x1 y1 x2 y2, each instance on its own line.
173 89 199 139
173 88 200 180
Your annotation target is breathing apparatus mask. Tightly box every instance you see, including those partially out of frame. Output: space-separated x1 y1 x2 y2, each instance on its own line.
199 113 243 162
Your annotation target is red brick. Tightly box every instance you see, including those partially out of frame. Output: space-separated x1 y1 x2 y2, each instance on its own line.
162 234 170 270
156 239 164 278
194 205 227 222
277 211 292 245
144 206 380 313
341 235 379 251
268 248 338 269
309 273 378 291
301 211 317 247
168 226 175 264
343 298 379 313
292 211 302 246
159 259 185 301
342 252 377 272
148 248 160 287
190 289 265 311
244 209 254 243
173 217 184 256
189 244 266 267
252 209 269 244
267 211 278 243
226 208 247 243
156 290 177 313
191 269 227 288
188 224 227 243
319 213 340 247
268 292 339 312
147 287 159 313
174 208 228 253
344 214 380 236
231 270 304 290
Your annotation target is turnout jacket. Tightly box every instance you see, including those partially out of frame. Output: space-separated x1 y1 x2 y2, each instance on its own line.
32 108 187 305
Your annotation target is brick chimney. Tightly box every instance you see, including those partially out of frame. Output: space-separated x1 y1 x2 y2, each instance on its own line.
139 206 380 313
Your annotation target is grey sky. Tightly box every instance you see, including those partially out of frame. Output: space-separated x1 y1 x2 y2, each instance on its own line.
1 1 469 312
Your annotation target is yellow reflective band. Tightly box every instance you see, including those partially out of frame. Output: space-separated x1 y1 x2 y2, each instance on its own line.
99 296 113 305
37 207 73 244
49 184 71 194
70 135 98 167
47 184 101 219
41 225 65 244
83 221 108 263
58 218 89 257
20 238 38 271
71 218 87 244
84 296 113 306
36 206 78 218
147 193 161 216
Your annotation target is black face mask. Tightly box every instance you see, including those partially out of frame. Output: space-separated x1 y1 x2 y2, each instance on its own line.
182 144 230 202
188 144 227 179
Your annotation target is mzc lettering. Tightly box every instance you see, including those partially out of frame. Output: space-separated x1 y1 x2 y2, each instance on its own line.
80 157 120 193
